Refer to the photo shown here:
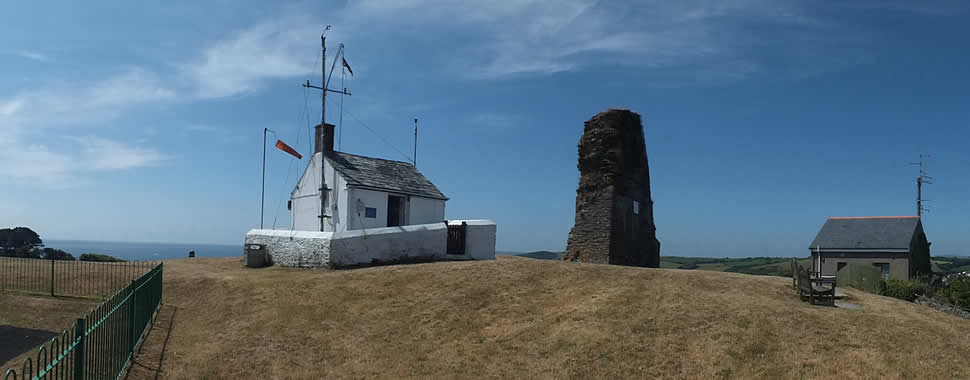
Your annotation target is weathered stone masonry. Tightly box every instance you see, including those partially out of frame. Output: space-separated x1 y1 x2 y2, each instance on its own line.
564 109 660 267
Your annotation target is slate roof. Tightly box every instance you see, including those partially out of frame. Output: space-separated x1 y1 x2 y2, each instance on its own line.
809 216 920 250
324 151 448 200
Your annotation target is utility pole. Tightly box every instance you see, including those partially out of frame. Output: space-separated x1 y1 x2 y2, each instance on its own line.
303 26 351 231
413 118 418 167
910 154 933 217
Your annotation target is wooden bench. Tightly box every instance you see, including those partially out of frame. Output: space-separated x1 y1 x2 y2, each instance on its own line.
796 263 836 306
791 258 798 290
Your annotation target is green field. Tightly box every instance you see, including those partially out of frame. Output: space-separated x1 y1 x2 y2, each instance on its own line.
659 256 811 277
513 252 970 277
512 252 809 277
931 256 970 274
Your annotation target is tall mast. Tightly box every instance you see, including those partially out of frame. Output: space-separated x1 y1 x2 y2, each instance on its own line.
910 154 932 217
413 118 418 167
302 26 350 232
321 31 327 136
320 29 328 231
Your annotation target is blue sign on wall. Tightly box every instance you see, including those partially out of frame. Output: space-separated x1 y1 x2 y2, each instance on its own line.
364 207 377 218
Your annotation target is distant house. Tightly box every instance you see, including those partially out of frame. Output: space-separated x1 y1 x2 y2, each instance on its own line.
809 216 931 281
289 124 448 232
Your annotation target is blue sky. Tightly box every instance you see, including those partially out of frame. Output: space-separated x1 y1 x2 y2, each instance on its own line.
1 1 968 257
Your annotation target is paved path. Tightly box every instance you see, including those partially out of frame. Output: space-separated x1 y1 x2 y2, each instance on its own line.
0 325 57 366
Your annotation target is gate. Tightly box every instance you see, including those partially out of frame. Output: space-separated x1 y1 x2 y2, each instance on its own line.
447 222 467 255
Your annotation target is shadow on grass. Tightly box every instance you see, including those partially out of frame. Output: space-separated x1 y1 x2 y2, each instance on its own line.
124 304 177 380
0 325 57 366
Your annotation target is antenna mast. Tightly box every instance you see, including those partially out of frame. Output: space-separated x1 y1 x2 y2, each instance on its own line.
302 25 351 231
413 118 418 167
909 154 933 217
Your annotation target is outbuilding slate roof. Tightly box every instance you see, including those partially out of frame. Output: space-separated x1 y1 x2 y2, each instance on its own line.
809 216 920 250
324 151 448 200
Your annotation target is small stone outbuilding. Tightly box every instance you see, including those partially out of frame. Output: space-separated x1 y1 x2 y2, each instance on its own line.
809 216 932 281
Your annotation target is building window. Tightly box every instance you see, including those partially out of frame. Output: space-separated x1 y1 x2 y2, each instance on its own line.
364 207 377 218
837 262 847 273
633 200 640 215
872 263 890 280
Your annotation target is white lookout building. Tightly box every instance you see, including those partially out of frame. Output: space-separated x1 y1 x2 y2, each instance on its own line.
246 123 496 269
290 123 448 232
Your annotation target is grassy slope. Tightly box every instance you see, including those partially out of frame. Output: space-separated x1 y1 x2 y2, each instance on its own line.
131 257 970 379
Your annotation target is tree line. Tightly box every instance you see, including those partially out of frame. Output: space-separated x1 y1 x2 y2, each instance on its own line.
0 227 124 262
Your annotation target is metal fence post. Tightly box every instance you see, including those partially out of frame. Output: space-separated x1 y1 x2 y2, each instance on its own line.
129 283 136 355
50 259 55 297
74 317 85 380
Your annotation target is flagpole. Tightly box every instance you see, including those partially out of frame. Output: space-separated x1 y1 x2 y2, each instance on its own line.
261 127 267 229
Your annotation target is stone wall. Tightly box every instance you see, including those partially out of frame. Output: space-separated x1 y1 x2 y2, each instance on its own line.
564 109 660 267
916 296 970 320
244 229 333 268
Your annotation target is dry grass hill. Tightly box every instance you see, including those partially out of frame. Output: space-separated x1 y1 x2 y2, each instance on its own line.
119 256 970 379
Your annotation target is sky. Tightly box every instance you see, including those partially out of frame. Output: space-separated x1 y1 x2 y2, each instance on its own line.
1 1 968 257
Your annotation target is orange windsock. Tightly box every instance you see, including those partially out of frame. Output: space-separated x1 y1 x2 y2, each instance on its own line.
275 139 302 159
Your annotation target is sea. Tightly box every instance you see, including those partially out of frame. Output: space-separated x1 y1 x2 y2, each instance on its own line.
44 240 241 262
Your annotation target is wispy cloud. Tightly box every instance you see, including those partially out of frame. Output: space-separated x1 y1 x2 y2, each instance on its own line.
74 137 168 170
333 0 811 81
19 50 48 62
0 143 74 186
181 19 317 99
469 112 523 130
336 0 956 82
0 67 176 128
0 68 176 185
0 98 24 116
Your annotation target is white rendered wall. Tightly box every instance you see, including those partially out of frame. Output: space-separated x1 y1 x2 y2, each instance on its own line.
410 196 446 225
348 188 389 230
291 153 322 231
329 223 448 267
245 229 333 268
247 220 497 269
448 220 497 260
290 153 351 232
325 158 350 232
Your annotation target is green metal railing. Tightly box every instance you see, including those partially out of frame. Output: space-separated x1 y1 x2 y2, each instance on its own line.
4 263 163 380
0 257 154 298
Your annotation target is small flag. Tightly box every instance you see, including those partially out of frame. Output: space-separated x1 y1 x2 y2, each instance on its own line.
342 57 354 76
275 139 302 160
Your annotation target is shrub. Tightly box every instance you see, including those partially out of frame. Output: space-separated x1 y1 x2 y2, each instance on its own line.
942 276 970 309
882 277 930 302
79 253 126 262
678 263 699 270
36 248 75 261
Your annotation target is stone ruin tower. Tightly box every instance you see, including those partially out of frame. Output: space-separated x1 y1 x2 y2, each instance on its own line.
564 109 660 267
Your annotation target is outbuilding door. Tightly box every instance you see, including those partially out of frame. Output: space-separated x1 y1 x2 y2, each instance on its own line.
387 195 406 227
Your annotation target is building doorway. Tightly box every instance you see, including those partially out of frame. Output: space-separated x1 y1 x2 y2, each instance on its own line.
387 195 406 227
